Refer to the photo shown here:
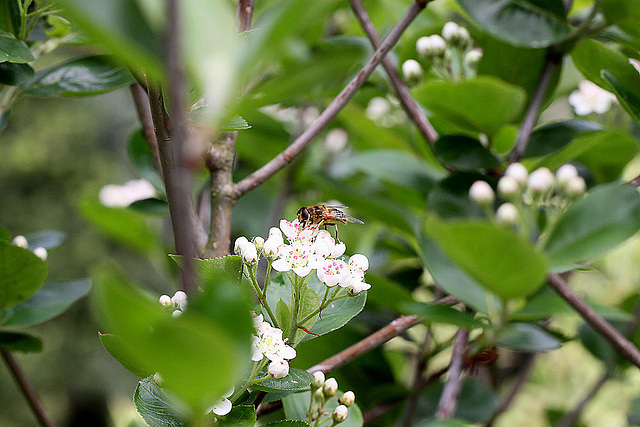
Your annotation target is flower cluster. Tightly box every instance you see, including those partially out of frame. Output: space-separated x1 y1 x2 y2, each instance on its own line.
251 313 297 379
158 290 188 317
568 80 617 116
307 371 355 425
405 21 481 84
12 235 47 260
470 163 586 230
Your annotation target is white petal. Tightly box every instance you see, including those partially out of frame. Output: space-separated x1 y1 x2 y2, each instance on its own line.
272 259 291 272
279 345 297 360
209 397 232 416
293 266 313 277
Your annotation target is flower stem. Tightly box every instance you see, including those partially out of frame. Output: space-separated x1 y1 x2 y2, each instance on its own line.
231 358 268 403
247 265 279 329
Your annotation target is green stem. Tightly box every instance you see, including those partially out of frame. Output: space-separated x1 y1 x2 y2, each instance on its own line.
230 358 268 403
288 273 302 343
263 259 273 296
247 265 279 329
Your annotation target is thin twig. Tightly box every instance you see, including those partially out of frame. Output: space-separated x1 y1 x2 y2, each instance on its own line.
233 0 428 198
509 55 560 163
552 371 611 427
349 0 439 146
1 350 56 427
548 273 640 369
435 329 469 419
129 83 163 175
484 353 537 427
236 0 255 32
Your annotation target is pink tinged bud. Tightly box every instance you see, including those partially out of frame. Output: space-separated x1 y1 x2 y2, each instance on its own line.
339 391 355 407
504 163 528 185
268 359 290 379
469 181 494 206
12 235 28 248
323 377 338 397
333 405 349 423
33 247 47 261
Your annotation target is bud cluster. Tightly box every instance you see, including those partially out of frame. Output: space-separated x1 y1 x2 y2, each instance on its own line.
158 290 188 317
469 163 587 236
406 21 481 84
308 372 355 425
12 235 48 261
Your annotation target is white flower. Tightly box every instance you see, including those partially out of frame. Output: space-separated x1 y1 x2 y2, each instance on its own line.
325 129 348 153
313 230 345 259
99 179 156 207
12 235 28 248
323 378 338 397
242 242 258 264
348 254 369 273
251 321 296 363
402 59 423 82
496 203 518 226
504 163 528 185
251 312 264 328
280 219 316 242
272 240 319 277
172 291 188 311
365 97 390 122
555 164 578 185
568 80 616 115
347 280 371 295
234 236 249 255
268 359 290 379
317 259 350 287
566 176 586 198
497 176 520 200
339 391 355 407
263 237 282 259
333 405 349 423
416 35 446 58
469 181 494 206
159 294 172 308
207 387 234 417
527 167 554 194
33 247 47 261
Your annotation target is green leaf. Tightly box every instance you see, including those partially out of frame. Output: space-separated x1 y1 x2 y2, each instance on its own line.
24 230 66 250
93 267 249 411
251 368 314 393
523 120 602 159
0 241 48 311
283 390 363 427
413 76 527 136
434 135 500 172
571 40 640 91
426 218 548 300
0 62 33 85
0 279 91 327
54 0 162 77
276 299 292 337
544 184 640 266
221 116 251 131
365 274 413 311
24 55 135 97
0 2 20 37
401 303 486 329
129 198 169 216
78 198 161 254
458 0 571 47
578 322 619 367
419 236 500 314
0 331 42 352
99 333 154 378
127 128 164 192
427 172 487 219
218 405 256 426
415 420 469 427
0 35 33 63
190 255 243 284
261 421 311 427
602 0 640 39
134 376 187 427
602 70 640 126
497 323 561 351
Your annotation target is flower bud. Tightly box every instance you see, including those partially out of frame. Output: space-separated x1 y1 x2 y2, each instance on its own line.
566 176 586 198
253 236 265 251
323 377 338 398
348 254 369 272
555 164 578 186
465 48 482 67
311 371 325 389
528 167 554 195
263 237 281 259
402 59 423 84
339 391 355 407
172 291 188 311
332 405 349 423
504 163 528 185
268 359 289 379
12 235 28 248
313 388 325 404
442 22 470 48
242 242 258 263
33 247 48 261
325 128 348 153
496 203 518 226
497 176 520 200
416 35 446 58
347 281 371 296
469 181 494 206
171 310 182 317
234 236 249 255
159 294 172 308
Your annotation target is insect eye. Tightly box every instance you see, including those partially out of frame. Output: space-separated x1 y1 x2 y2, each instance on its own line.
299 208 310 221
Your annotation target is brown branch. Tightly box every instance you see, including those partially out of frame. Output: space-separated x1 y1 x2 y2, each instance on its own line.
508 54 560 163
435 329 469 419
629 174 640 187
1 350 56 427
129 83 162 175
548 273 640 369
237 0 255 32
553 371 611 427
349 0 439 146
233 0 428 198
484 353 537 427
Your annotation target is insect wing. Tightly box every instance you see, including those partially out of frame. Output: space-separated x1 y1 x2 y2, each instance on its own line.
342 213 364 224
